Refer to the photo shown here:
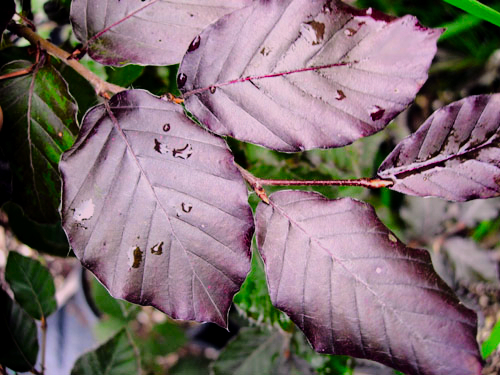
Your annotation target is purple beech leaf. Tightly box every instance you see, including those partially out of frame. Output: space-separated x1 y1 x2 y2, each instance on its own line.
59 90 254 327
178 0 441 152
433 237 500 288
255 190 482 375
70 0 252 66
378 94 500 201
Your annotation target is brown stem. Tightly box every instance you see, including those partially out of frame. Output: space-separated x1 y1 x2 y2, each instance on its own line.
40 316 47 375
0 66 34 81
236 164 393 204
8 23 125 99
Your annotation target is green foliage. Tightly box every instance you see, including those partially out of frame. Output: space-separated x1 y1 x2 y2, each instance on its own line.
71 329 141 375
234 249 291 330
5 251 57 320
482 319 500 358
0 59 78 222
443 0 500 27
211 327 313 375
0 289 39 372
90 276 140 342
3 202 70 257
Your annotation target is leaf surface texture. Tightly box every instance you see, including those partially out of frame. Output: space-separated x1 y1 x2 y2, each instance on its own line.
179 0 441 151
255 190 482 375
0 60 78 222
70 0 252 66
60 90 254 326
378 94 500 201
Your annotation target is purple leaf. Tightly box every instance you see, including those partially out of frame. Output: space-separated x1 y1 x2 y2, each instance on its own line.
378 94 500 201
178 0 441 152
70 0 252 66
255 190 482 375
433 237 500 288
59 90 254 327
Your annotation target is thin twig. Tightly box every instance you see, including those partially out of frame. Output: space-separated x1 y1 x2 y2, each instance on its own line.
236 164 394 204
8 23 125 98
0 66 34 81
40 316 47 375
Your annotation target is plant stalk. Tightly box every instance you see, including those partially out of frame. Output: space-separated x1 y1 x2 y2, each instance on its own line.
236 164 393 204
7 23 125 99
40 316 47 375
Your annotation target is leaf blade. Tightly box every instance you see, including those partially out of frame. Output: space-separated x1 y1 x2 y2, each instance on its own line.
5 251 57 320
70 329 140 375
70 0 252 66
211 327 314 375
179 0 441 152
0 60 79 223
378 94 500 201
60 89 254 327
255 190 482 375
0 288 39 373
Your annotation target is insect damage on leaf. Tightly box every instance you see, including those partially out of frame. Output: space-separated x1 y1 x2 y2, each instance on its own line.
60 90 254 326
178 0 443 152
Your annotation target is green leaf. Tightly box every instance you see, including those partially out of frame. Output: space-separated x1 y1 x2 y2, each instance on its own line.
105 65 145 87
90 276 138 322
210 327 313 375
438 13 482 41
234 248 291 330
139 320 187 373
5 251 57 320
0 60 78 223
442 0 500 28
3 202 71 257
482 319 500 358
71 329 140 375
0 288 39 373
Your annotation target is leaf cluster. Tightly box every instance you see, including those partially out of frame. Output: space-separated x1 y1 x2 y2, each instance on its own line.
1 1 500 374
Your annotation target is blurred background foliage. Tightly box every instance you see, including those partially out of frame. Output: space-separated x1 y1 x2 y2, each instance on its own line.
1 0 500 374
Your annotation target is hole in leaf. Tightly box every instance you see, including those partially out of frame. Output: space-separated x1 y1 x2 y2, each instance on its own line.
172 144 193 159
151 242 163 255
369 105 385 121
181 203 193 213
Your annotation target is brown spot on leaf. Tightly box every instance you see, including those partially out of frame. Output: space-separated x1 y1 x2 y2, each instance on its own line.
132 247 143 268
307 21 325 45
151 242 163 255
335 90 346 101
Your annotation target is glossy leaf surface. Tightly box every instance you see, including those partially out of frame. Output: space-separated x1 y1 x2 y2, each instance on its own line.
178 0 441 152
60 90 254 327
0 289 39 373
378 94 500 201
211 327 313 375
70 329 139 375
5 251 57 320
255 190 482 375
0 60 79 222
70 0 252 66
